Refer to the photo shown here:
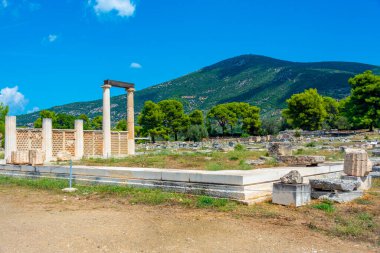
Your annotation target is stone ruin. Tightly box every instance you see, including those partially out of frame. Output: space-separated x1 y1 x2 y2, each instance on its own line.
309 149 373 203
272 149 375 206
272 170 311 207
268 142 325 166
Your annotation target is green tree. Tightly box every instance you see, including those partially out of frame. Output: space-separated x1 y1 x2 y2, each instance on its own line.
345 70 380 131
282 88 327 131
114 119 127 131
322 96 340 129
241 105 261 135
158 100 189 141
0 103 9 147
185 125 208 142
78 114 92 130
189 110 204 126
207 104 237 135
91 116 103 130
138 101 165 143
54 113 75 129
34 110 57 128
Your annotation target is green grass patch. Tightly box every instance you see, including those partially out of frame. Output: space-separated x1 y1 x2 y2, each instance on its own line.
312 200 335 213
333 212 376 238
0 151 4 159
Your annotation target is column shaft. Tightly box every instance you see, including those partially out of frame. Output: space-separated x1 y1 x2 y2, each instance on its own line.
42 118 53 162
127 88 135 155
102 85 112 158
75 119 84 159
4 116 17 163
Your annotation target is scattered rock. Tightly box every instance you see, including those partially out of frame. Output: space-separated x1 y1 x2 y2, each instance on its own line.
278 155 325 166
57 151 72 161
245 159 265 165
280 170 302 184
318 190 364 203
268 142 292 157
309 178 361 192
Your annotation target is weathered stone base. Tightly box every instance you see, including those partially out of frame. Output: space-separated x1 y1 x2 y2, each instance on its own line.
272 183 311 207
0 164 344 204
315 190 364 203
341 175 372 190
278 155 325 166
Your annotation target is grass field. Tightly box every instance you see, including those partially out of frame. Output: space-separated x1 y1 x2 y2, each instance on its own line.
0 175 378 246
75 147 346 170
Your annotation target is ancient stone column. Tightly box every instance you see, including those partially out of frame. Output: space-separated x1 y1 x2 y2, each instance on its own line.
4 116 17 163
75 119 84 159
102 84 112 158
127 87 135 155
42 118 53 162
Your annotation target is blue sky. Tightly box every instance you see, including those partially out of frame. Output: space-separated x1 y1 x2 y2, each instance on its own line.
0 0 379 115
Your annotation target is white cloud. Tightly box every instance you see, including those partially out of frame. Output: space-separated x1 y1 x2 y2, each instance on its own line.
1 0 8 8
27 106 39 114
48 34 58 42
0 86 28 114
92 0 136 17
130 62 142 69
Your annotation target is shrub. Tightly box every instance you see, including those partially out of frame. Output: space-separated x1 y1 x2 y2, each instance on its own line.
306 142 317 147
241 133 250 138
234 143 245 151
185 125 208 142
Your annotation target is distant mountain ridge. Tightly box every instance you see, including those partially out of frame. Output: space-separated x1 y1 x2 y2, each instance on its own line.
17 54 380 126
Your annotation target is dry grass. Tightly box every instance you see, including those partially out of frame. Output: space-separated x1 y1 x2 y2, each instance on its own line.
76 150 273 170
0 176 378 246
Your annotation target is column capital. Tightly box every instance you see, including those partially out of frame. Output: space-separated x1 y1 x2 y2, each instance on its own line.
102 84 112 89
126 87 135 93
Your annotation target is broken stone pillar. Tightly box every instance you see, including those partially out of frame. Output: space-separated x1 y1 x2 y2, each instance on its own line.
127 87 135 155
29 150 45 166
75 119 84 159
4 116 17 164
11 151 29 164
268 142 292 157
42 118 53 162
344 149 372 177
102 84 112 158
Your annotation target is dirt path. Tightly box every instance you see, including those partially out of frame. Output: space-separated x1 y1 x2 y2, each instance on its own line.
0 187 375 253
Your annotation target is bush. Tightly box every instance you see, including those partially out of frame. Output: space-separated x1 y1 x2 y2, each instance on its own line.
241 133 250 138
185 125 208 142
234 143 245 151
306 142 317 147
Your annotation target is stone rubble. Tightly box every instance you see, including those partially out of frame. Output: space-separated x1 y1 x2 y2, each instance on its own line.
278 155 325 166
268 142 292 157
309 178 361 192
280 170 302 184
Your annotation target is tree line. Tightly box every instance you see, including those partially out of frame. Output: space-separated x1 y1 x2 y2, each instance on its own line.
282 70 380 131
1 70 378 147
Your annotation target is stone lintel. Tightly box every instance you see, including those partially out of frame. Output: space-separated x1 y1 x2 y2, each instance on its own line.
104 80 134 89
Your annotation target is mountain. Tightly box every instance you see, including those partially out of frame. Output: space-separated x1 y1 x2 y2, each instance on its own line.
17 54 380 126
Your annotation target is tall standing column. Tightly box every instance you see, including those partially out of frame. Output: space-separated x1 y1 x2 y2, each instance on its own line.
127 87 135 155
4 116 17 164
102 84 112 158
42 118 53 162
75 119 84 159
